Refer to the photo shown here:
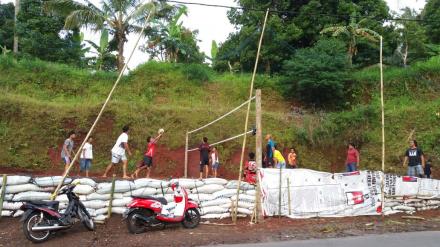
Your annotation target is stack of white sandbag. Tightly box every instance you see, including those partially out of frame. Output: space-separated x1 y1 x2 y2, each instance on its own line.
1 175 257 221
383 197 440 215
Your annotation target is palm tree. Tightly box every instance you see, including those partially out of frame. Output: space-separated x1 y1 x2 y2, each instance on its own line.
320 13 380 67
45 0 156 71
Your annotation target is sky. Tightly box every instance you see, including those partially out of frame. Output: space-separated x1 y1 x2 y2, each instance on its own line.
2 0 428 69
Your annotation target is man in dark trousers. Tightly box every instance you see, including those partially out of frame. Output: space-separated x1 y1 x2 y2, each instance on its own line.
199 137 211 179
403 140 425 178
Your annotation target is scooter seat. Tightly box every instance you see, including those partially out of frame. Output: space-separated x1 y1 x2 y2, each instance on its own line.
27 200 60 210
134 196 168 205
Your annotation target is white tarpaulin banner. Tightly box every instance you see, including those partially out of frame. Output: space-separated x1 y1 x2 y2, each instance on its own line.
260 168 440 218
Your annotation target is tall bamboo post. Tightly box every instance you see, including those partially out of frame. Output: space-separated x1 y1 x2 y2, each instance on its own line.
255 89 263 222
379 36 386 215
184 131 189 178
232 9 269 223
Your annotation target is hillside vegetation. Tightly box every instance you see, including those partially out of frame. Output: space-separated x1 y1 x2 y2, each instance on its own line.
1 56 440 177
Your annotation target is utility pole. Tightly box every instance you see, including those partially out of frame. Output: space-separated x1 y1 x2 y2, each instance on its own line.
13 0 20 54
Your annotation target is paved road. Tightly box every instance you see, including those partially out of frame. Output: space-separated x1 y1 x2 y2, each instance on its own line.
213 231 440 247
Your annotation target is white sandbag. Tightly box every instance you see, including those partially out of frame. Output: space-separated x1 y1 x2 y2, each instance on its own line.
201 213 224 219
126 187 157 197
1 210 13 217
134 179 169 189
230 194 255 203
94 214 107 221
200 206 229 215
111 207 128 214
384 201 400 207
86 193 123 201
225 180 254 191
203 178 228 185
0 175 31 185
72 178 96 187
236 207 253 215
408 202 425 208
427 200 440 206
245 190 256 196
2 201 23 210
111 197 133 207
171 179 204 189
82 200 109 209
213 189 240 199
79 195 87 201
5 184 43 194
219 201 233 209
393 205 416 211
235 201 255 209
188 193 214 202
193 184 224 194
13 210 24 217
55 194 68 203
34 176 72 187
4 194 13 201
13 192 51 201
383 210 402 216
200 198 231 208
73 184 95 195
96 181 134 194
95 208 109 215
86 208 96 217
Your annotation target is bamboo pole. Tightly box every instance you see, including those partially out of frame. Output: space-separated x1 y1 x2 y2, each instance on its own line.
0 175 7 217
255 89 263 223
232 9 269 224
107 174 116 219
51 11 153 200
379 36 386 215
184 131 189 178
278 166 282 217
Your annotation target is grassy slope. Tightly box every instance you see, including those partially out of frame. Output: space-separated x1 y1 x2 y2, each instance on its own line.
1 56 440 176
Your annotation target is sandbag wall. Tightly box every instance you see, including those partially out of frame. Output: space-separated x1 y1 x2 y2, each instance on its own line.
0 176 256 221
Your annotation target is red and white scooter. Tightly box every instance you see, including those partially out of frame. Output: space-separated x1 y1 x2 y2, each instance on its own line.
124 182 201 234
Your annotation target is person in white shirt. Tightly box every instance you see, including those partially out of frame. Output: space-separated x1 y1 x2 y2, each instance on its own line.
102 125 132 178
80 137 93 177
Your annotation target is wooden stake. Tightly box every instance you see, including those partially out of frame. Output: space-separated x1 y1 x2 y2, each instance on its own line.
232 9 270 224
51 12 153 199
278 166 282 217
379 36 386 216
184 131 189 178
0 175 7 217
255 89 263 223
107 174 116 219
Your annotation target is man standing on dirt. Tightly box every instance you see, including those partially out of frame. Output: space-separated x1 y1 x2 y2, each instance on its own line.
265 134 275 168
403 140 425 177
102 125 132 179
131 131 163 178
199 137 211 179
61 131 76 174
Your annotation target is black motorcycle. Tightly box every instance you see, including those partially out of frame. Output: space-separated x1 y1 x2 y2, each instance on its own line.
20 183 95 243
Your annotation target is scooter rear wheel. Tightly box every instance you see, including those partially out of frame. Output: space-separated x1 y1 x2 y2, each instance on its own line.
182 208 201 229
22 212 51 243
127 209 152 234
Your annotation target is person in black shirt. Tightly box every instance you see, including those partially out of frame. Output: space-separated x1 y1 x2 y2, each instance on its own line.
425 159 432 179
403 140 425 177
199 137 211 179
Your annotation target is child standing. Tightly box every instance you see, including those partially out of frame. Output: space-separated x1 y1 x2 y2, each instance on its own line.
80 137 93 177
211 147 220 178
61 131 76 174
287 147 297 168
425 159 432 179
273 146 286 169
244 152 257 184
199 137 211 179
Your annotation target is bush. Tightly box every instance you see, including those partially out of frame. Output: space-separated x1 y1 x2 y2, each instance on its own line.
180 63 212 83
281 38 350 108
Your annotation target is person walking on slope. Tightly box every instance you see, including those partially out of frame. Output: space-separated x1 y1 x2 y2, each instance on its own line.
345 143 360 172
61 131 76 174
403 140 425 177
102 125 132 178
199 137 211 179
132 131 163 178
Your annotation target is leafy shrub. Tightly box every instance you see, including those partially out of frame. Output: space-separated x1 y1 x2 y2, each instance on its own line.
281 38 350 108
180 63 212 83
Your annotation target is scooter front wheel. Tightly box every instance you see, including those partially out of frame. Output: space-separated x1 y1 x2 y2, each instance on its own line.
127 209 152 234
182 208 201 229
22 212 51 243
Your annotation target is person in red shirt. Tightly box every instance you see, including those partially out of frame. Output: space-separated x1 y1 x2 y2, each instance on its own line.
244 152 257 184
345 143 360 172
131 132 163 178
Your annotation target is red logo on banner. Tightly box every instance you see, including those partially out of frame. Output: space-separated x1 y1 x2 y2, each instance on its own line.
347 191 364 205
343 171 361 176
402 176 418 182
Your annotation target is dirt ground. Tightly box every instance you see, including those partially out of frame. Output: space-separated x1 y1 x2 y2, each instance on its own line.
1 210 440 247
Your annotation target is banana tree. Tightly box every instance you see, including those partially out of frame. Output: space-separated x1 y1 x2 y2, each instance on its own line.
45 0 157 71
320 13 380 67
85 29 115 70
